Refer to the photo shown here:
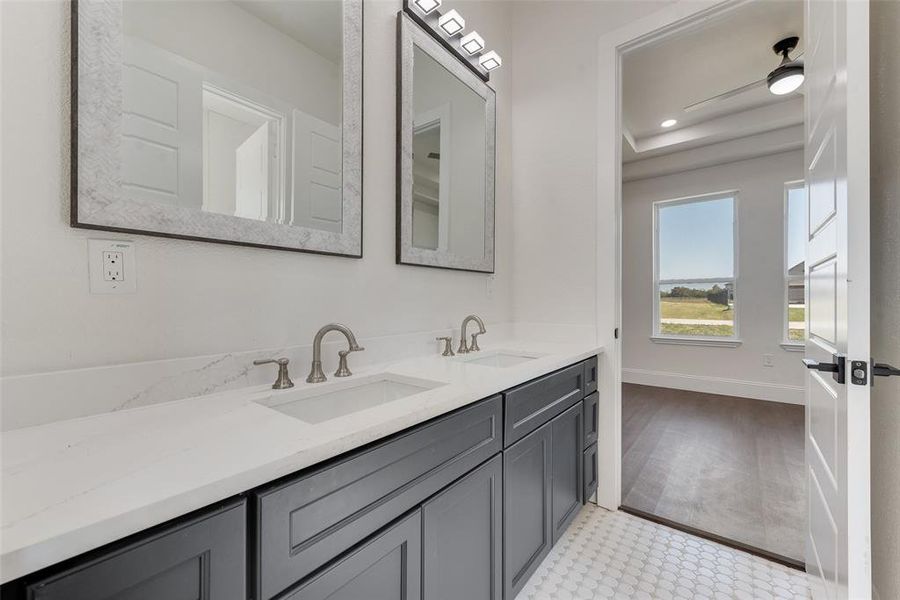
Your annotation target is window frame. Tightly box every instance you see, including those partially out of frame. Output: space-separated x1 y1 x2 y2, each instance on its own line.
651 190 741 347
782 180 807 350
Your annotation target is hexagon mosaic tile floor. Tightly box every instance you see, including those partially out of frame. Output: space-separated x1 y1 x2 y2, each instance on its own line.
518 506 812 600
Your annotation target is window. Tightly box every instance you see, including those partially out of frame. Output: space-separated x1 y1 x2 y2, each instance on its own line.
784 182 807 345
653 193 738 342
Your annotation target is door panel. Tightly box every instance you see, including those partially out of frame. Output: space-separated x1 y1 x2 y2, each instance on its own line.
423 455 502 600
503 424 552 600
804 0 870 597
551 404 583 543
283 510 421 600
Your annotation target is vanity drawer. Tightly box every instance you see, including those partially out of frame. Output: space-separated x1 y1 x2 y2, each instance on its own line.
503 363 584 447
583 392 599 448
583 355 598 396
25 499 246 600
254 396 502 600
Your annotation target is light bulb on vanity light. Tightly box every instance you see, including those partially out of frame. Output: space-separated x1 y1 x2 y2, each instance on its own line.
438 9 465 36
411 0 441 14
478 50 502 71
460 31 485 55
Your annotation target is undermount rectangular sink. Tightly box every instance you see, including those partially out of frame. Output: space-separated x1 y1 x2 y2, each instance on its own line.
456 350 543 368
256 373 445 424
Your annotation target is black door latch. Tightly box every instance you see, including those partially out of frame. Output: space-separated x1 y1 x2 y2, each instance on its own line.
824 358 899 386
803 354 846 384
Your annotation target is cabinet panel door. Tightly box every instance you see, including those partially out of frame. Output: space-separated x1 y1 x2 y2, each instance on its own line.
283 510 422 600
551 403 583 543
26 500 246 600
503 424 552 600
583 443 599 503
582 392 599 449
423 455 502 600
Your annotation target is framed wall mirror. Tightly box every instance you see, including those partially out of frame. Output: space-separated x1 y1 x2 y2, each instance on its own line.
72 0 363 257
396 13 496 273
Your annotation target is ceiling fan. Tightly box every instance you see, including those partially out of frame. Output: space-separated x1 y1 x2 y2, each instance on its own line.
684 36 805 113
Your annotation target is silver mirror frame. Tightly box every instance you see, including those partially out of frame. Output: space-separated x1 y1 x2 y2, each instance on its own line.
71 0 363 257
396 13 496 273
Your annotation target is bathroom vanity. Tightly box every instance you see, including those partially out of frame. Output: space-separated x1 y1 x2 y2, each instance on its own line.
0 350 600 600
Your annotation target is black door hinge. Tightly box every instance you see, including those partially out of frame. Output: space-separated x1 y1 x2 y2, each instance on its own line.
614 328 619 340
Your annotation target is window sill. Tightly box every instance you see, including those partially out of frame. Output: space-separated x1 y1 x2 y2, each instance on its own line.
650 336 742 348
780 342 805 352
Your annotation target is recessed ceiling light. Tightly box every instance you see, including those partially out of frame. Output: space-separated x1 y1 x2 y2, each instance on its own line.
478 50 502 71
460 31 485 55
438 9 465 37
661 119 677 128
411 0 441 15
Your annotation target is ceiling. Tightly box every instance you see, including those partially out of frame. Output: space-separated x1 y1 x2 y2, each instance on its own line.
235 0 342 64
622 0 804 168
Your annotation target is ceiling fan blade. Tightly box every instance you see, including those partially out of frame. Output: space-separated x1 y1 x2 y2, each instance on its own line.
684 78 767 113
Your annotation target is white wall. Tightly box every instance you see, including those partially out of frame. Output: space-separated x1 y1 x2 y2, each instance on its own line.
621 150 806 404
509 0 672 328
0 0 513 378
870 1 900 597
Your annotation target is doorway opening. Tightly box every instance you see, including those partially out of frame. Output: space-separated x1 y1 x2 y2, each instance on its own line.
617 0 807 568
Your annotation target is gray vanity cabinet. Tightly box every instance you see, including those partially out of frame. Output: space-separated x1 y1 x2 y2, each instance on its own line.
503 424 553 600
551 403 584 543
281 510 422 600
24 500 246 600
422 455 503 600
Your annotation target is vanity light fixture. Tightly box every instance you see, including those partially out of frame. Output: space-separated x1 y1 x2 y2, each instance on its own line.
411 0 441 15
460 31 485 55
660 119 677 128
438 9 465 37
478 50 502 71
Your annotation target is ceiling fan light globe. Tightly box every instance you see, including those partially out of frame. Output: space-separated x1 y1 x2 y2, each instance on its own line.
767 64 804 95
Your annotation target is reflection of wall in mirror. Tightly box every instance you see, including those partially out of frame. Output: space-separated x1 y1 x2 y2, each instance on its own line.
413 48 487 260
120 1 343 229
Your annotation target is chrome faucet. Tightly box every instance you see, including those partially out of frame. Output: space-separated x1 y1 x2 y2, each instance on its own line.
457 315 486 354
307 324 365 383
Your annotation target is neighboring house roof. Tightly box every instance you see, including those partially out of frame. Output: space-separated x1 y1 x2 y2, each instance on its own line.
788 261 805 277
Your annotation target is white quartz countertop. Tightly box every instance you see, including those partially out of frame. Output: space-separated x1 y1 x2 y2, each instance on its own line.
0 340 602 583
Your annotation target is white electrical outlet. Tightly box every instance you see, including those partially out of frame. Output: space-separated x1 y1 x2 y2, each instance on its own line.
89 239 136 294
763 353 774 367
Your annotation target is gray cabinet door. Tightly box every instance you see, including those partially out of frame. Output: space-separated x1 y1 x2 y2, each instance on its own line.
25 500 246 600
503 424 552 600
582 392 599 449
282 510 422 600
551 403 583 543
583 442 599 502
583 355 598 396
423 455 502 600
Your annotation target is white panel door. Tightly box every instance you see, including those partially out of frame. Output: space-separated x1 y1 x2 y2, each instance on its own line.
291 110 342 233
121 38 202 208
234 123 270 221
803 1 870 599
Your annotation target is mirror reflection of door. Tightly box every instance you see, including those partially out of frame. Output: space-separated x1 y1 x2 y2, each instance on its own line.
119 0 343 230
412 106 451 251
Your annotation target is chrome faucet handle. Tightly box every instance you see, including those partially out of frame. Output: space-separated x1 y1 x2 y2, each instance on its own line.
470 331 484 352
436 337 455 356
253 358 294 389
335 346 365 378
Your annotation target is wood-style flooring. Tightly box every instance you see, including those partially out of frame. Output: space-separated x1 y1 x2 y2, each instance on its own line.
621 383 806 562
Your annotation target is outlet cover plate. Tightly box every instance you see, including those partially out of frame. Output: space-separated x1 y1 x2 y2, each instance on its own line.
89 239 136 294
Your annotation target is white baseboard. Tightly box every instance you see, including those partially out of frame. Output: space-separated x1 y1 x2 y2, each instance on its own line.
622 368 805 405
